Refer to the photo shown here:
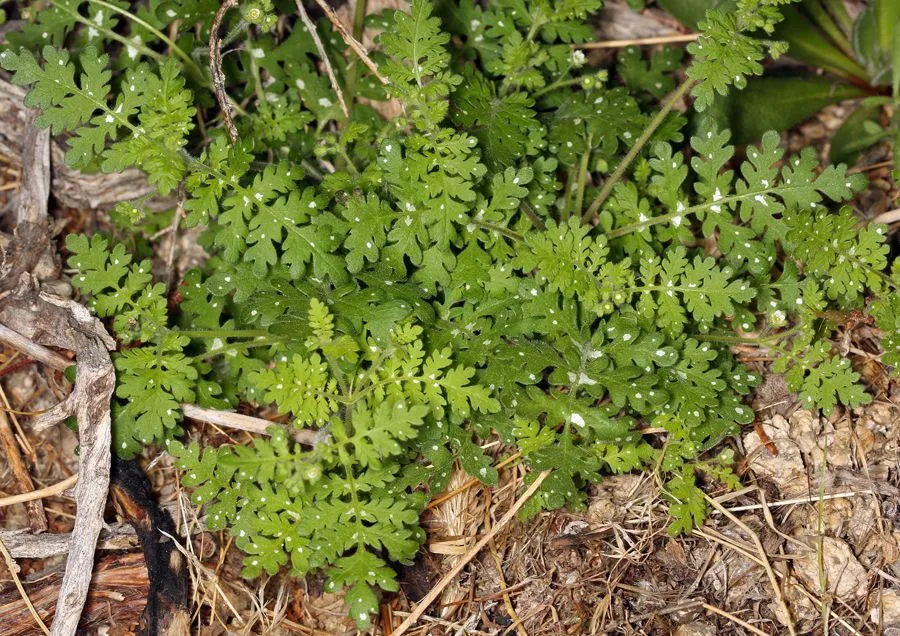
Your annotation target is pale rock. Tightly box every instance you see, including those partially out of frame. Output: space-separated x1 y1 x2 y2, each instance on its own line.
870 590 900 629
742 416 808 496
674 621 716 636
788 409 820 456
790 536 868 600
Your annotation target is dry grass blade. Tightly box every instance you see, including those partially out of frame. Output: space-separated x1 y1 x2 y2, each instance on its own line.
575 33 699 49
701 602 769 636
309 0 389 85
0 535 50 635
703 493 797 636
0 475 77 509
294 0 350 117
392 470 550 636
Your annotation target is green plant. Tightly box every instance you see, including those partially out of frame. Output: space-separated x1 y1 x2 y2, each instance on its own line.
3 0 897 628
660 0 900 165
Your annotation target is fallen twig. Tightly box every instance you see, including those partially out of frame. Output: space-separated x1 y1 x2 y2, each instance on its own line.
309 0 389 85
209 0 240 143
294 0 349 118
870 207 900 226
0 323 70 372
181 403 320 445
0 277 116 636
0 524 138 559
391 470 550 636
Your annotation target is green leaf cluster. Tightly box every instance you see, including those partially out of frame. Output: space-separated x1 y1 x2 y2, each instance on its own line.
6 0 897 627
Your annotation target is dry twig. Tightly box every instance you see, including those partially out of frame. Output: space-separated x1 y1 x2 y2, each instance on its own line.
0 278 115 636
181 403 320 445
209 0 240 143
0 525 138 559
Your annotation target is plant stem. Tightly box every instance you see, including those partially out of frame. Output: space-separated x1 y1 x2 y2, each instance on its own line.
470 220 524 242
177 329 274 339
79 0 206 79
819 0 853 34
804 0 855 60
246 31 267 104
195 339 280 359
572 134 593 221
582 78 695 222
533 71 578 98
519 202 546 231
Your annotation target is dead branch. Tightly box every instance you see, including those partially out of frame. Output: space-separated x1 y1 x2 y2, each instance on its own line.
111 460 191 634
0 525 138 559
0 276 115 636
0 113 55 291
209 0 240 143
181 403 321 445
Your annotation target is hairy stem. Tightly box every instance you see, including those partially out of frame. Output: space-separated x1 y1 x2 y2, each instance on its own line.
582 78 694 222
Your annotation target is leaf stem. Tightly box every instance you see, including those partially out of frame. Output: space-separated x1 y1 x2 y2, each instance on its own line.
83 0 206 79
582 77 695 222
469 220 523 242
177 329 273 339
572 134 593 221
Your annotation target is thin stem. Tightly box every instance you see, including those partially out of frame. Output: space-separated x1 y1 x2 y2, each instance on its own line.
342 0 369 109
572 134 593 221
195 339 280 359
519 201 546 231
603 181 828 239
532 72 578 98
582 78 695 222
294 0 350 118
696 325 802 346
246 31 267 103
470 220 523 242
51 1 168 66
177 328 273 339
83 0 205 79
